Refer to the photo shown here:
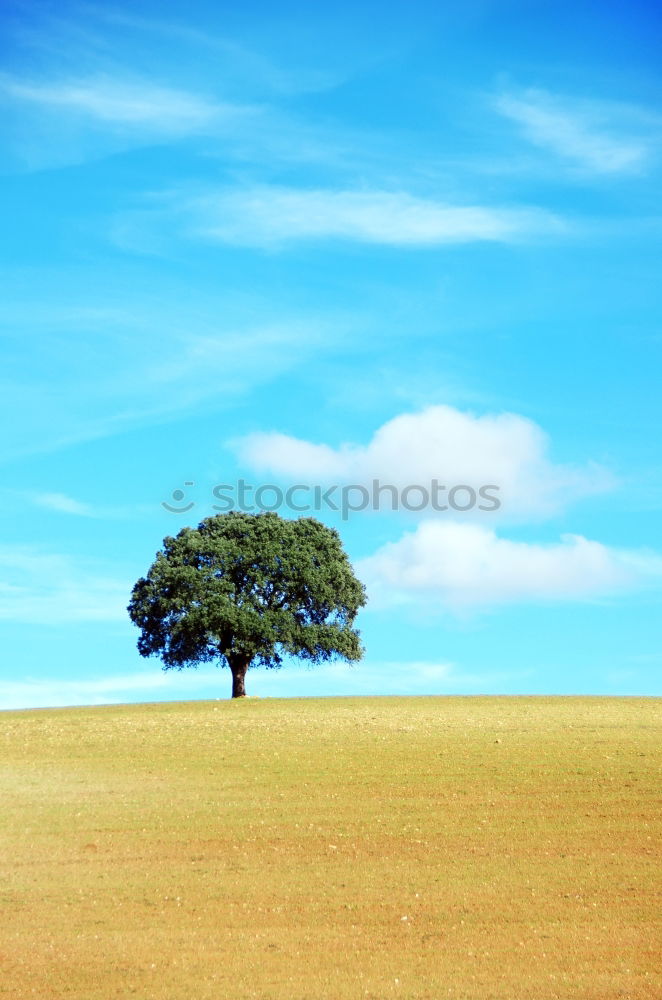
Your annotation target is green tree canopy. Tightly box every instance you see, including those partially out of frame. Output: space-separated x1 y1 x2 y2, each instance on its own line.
128 511 367 697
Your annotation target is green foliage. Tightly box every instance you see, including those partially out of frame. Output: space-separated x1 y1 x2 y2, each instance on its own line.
128 512 367 695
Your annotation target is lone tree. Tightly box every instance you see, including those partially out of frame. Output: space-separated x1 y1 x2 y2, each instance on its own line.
128 511 367 698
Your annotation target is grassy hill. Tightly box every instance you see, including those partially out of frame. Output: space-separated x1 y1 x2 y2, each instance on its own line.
1 696 660 999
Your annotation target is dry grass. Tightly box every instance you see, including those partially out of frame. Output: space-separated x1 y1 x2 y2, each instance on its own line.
0 695 660 999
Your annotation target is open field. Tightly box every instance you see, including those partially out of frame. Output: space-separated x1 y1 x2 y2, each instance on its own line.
0 695 660 999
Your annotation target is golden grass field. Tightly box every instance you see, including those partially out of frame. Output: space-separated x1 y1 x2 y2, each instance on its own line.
1 695 660 999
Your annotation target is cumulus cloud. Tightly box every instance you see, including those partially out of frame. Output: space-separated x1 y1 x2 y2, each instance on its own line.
189 186 564 247
356 521 662 612
238 405 613 519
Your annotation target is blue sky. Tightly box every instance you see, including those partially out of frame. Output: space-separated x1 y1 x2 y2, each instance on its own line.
1 0 661 707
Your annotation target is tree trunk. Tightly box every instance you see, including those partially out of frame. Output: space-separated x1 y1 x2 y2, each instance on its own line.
231 668 247 698
228 655 249 698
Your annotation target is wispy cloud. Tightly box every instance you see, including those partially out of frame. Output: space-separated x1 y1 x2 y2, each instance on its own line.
188 186 566 248
0 660 530 709
0 9 364 171
357 522 662 613
0 546 130 625
0 669 223 710
1 73 250 134
79 6 347 97
249 659 532 698
0 302 344 462
494 88 657 174
30 492 96 516
12 491 152 520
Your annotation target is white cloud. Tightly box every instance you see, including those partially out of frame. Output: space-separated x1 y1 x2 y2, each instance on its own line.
495 89 655 174
0 547 130 625
1 74 243 134
356 521 662 612
189 186 564 247
238 405 612 519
